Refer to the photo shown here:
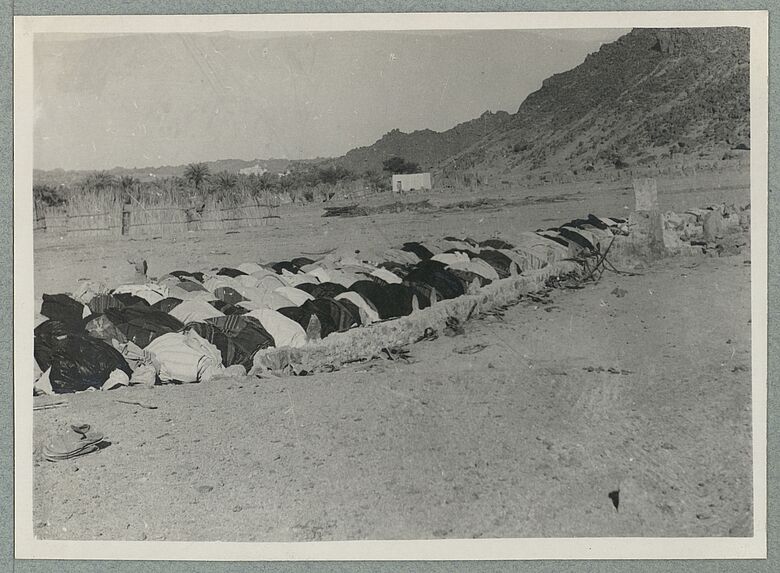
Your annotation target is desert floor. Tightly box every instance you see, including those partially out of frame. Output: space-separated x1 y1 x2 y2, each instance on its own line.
31 173 754 540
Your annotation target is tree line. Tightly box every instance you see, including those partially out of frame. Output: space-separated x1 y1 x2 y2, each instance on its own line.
33 155 422 208
33 156 426 207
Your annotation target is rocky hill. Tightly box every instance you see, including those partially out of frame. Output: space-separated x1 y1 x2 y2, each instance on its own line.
320 110 512 175
34 27 750 188
439 27 750 182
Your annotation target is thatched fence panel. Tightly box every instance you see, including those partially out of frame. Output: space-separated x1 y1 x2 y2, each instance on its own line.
37 206 69 236
35 198 289 238
128 205 192 237
33 204 51 232
66 208 123 237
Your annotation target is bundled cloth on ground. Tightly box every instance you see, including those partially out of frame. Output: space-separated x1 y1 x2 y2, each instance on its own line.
216 267 247 278
183 315 275 369
72 280 109 305
237 262 269 275
152 297 184 313
214 286 247 305
209 299 250 316
84 314 128 344
245 308 308 348
145 330 224 383
170 279 208 293
335 291 380 324
277 298 359 338
112 283 169 305
111 292 149 308
87 293 127 315
103 306 184 348
404 261 467 300
40 294 87 329
347 281 415 320
447 259 500 281
237 291 295 311
401 242 434 260
34 323 132 393
296 282 347 299
274 286 315 306
169 270 205 283
168 299 225 324
470 249 515 279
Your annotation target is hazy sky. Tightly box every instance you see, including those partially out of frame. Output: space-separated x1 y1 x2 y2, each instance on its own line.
33 29 627 171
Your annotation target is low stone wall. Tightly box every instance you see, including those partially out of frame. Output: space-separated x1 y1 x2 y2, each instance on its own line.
608 206 746 266
251 260 581 375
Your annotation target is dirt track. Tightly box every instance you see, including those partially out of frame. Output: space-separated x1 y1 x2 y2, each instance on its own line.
32 176 753 540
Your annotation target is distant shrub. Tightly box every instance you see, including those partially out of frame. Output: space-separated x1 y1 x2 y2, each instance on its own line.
363 169 390 192
317 165 353 184
33 184 66 207
382 156 419 174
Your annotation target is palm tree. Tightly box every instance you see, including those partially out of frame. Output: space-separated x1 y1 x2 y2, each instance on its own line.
257 171 277 192
184 163 210 190
118 175 139 205
82 170 116 191
214 171 237 193
119 175 139 191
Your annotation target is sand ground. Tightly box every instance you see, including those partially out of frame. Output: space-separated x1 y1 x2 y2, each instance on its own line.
31 175 753 540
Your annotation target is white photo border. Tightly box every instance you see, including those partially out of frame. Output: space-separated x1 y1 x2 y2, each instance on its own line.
13 10 769 561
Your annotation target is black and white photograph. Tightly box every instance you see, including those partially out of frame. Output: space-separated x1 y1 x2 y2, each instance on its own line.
13 11 767 560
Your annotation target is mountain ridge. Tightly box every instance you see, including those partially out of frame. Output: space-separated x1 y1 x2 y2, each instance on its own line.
34 27 750 188
437 27 750 183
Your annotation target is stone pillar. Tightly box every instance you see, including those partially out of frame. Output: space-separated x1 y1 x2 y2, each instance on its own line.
628 211 666 255
626 178 667 259
633 178 658 211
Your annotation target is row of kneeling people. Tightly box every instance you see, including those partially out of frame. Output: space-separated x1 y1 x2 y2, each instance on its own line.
33 217 627 393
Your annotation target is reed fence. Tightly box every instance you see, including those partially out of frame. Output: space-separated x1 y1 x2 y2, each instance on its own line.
34 197 289 238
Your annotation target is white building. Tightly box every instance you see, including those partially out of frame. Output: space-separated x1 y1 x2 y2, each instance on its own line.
239 164 268 176
391 172 432 193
